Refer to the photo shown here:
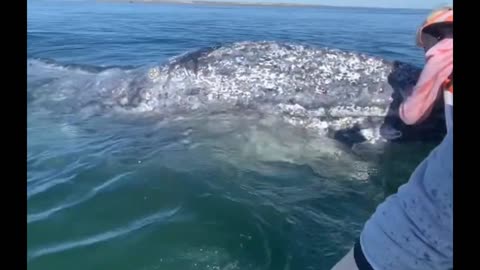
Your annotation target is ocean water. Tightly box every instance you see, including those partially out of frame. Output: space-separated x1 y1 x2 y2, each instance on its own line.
27 1 435 269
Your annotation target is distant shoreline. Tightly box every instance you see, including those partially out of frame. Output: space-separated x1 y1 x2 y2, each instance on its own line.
99 0 430 11
99 0 330 9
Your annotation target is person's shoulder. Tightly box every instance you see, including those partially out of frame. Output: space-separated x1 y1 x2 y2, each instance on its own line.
426 38 453 55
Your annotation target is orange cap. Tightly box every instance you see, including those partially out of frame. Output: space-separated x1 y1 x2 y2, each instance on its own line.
416 7 453 48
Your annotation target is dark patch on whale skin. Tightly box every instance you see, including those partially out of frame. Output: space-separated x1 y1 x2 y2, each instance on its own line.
168 44 222 75
333 125 367 147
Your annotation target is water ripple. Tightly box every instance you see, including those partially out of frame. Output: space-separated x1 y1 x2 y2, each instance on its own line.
28 205 182 261
28 172 133 223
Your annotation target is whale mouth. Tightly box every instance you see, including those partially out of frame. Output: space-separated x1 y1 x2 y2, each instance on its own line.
27 41 443 145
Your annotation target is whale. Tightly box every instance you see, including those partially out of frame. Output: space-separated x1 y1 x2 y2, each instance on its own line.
27 41 446 149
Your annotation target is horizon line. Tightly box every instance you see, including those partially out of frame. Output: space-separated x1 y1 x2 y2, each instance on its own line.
98 0 432 11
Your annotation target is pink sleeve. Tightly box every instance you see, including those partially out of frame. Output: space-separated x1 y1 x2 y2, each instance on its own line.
399 65 442 125
399 39 453 125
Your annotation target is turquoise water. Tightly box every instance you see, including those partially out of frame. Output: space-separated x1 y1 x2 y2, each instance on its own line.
28 1 435 269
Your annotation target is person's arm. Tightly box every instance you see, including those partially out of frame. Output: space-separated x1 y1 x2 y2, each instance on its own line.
399 39 453 125
399 60 445 125
331 130 453 270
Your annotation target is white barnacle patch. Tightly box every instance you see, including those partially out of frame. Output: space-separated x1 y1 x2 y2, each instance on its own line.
306 118 329 135
119 96 128 106
148 67 160 81
346 72 361 83
310 108 326 117
329 105 387 118
328 117 367 133
359 127 384 143
277 104 307 118
283 116 306 127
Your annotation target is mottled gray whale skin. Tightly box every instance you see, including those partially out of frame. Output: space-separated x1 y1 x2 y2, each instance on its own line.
27 41 445 146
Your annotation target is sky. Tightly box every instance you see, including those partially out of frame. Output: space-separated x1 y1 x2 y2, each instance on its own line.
214 0 453 9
